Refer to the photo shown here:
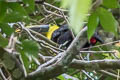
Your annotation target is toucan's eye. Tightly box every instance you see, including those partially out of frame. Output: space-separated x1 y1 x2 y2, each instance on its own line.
90 37 97 44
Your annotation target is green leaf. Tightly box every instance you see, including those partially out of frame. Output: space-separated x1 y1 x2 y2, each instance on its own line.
22 0 35 13
7 3 28 15
103 0 119 8
2 12 29 23
87 11 99 40
0 23 14 36
0 1 7 22
0 34 8 47
105 77 114 80
21 40 39 58
97 7 118 35
2 3 29 23
62 0 92 35
61 0 71 8
57 75 66 80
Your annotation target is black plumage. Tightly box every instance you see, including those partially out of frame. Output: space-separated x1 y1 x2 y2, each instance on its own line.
51 25 73 48
51 25 103 48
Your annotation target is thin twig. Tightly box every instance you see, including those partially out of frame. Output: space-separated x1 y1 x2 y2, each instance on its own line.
43 2 68 12
117 70 120 80
38 53 46 62
82 70 94 80
98 70 120 79
0 68 7 80
40 43 59 55
42 5 65 18
83 40 120 50
39 11 57 23
59 11 69 24
28 29 58 47
29 18 41 24
80 51 116 54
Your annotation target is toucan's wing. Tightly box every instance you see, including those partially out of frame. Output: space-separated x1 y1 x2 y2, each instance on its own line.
57 30 73 47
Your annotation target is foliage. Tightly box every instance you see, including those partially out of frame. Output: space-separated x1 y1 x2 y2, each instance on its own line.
61 0 92 35
0 0 39 75
103 0 119 8
21 40 39 57
87 11 99 40
0 33 8 47
0 0 120 80
0 1 29 23
96 7 118 35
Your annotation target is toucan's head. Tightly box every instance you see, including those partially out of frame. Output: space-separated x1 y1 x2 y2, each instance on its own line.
82 32 104 48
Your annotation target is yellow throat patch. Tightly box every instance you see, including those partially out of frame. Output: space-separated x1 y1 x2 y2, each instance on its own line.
46 25 59 39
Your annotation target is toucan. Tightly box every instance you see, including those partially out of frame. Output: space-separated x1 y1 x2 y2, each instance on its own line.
16 24 103 48
50 24 103 48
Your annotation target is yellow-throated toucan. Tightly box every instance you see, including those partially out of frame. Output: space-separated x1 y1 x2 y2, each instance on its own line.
16 24 103 48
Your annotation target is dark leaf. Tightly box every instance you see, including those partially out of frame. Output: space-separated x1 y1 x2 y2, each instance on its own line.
97 7 118 35
87 11 99 40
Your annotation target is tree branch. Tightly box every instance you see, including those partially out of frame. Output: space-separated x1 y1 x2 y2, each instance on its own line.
80 51 116 54
83 40 120 50
71 59 120 70
26 27 88 79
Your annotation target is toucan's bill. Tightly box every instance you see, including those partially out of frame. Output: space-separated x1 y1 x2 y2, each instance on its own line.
15 24 59 39
28 25 50 33
15 25 50 33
